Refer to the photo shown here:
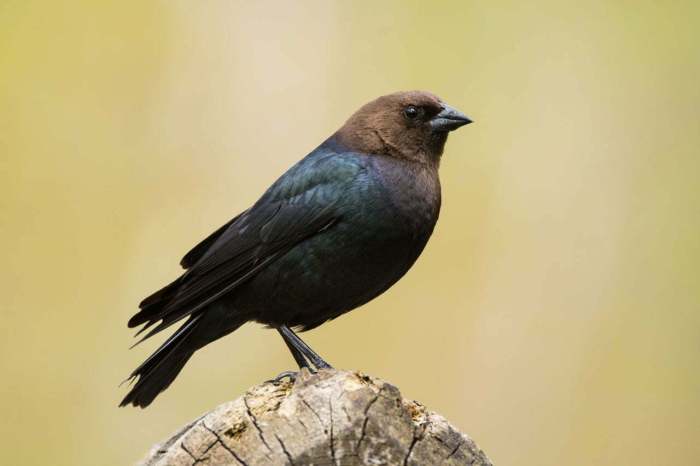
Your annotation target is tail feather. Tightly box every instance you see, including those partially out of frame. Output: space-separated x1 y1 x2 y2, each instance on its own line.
120 314 201 408
128 277 183 329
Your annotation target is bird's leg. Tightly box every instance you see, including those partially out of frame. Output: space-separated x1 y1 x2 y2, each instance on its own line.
265 327 311 384
279 328 311 369
278 324 333 370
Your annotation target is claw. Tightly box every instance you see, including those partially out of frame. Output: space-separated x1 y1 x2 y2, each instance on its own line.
266 370 299 384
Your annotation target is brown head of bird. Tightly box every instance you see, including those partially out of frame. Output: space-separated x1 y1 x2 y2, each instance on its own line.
335 90 472 165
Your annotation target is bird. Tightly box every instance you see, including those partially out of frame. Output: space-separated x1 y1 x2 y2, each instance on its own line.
121 90 472 408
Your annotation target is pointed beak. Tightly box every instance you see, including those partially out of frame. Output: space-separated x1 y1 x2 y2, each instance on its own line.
430 103 473 132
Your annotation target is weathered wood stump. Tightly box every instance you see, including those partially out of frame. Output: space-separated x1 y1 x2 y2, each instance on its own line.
138 369 492 465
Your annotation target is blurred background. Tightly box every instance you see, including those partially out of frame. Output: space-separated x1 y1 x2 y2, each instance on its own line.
2 1 699 464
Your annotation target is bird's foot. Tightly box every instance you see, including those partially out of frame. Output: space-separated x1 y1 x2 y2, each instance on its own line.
266 370 299 384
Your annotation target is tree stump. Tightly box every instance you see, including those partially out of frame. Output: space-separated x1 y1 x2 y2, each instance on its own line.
138 369 492 465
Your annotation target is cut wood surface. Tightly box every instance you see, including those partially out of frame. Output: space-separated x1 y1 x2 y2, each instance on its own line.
138 369 492 466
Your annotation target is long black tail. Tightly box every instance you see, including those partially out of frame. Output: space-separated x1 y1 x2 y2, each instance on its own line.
120 314 202 408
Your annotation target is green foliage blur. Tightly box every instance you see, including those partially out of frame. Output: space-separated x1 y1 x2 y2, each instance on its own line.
2 1 698 464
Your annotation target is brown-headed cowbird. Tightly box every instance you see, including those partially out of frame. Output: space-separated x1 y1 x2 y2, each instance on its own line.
121 91 471 407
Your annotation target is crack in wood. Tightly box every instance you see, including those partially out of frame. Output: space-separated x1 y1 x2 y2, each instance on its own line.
180 442 207 465
403 435 419 466
356 390 381 452
297 418 309 433
300 396 324 427
403 425 426 466
243 395 273 453
329 397 337 465
275 434 295 466
446 439 464 460
201 422 248 466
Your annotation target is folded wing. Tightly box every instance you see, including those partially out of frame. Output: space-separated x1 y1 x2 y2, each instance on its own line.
127 151 364 344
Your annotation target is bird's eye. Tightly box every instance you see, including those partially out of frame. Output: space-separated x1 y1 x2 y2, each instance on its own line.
404 105 419 120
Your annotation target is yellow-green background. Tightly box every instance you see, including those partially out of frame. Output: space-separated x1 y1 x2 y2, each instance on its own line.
2 1 698 464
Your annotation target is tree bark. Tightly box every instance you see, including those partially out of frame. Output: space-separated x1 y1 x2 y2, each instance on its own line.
138 369 493 466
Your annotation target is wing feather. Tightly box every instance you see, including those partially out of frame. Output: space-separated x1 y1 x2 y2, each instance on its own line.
127 150 365 344
179 211 246 269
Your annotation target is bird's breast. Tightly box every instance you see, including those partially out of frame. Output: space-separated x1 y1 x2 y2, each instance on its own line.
367 157 441 238
334 157 441 277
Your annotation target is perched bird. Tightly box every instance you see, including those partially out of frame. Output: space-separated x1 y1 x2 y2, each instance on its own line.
121 91 472 407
